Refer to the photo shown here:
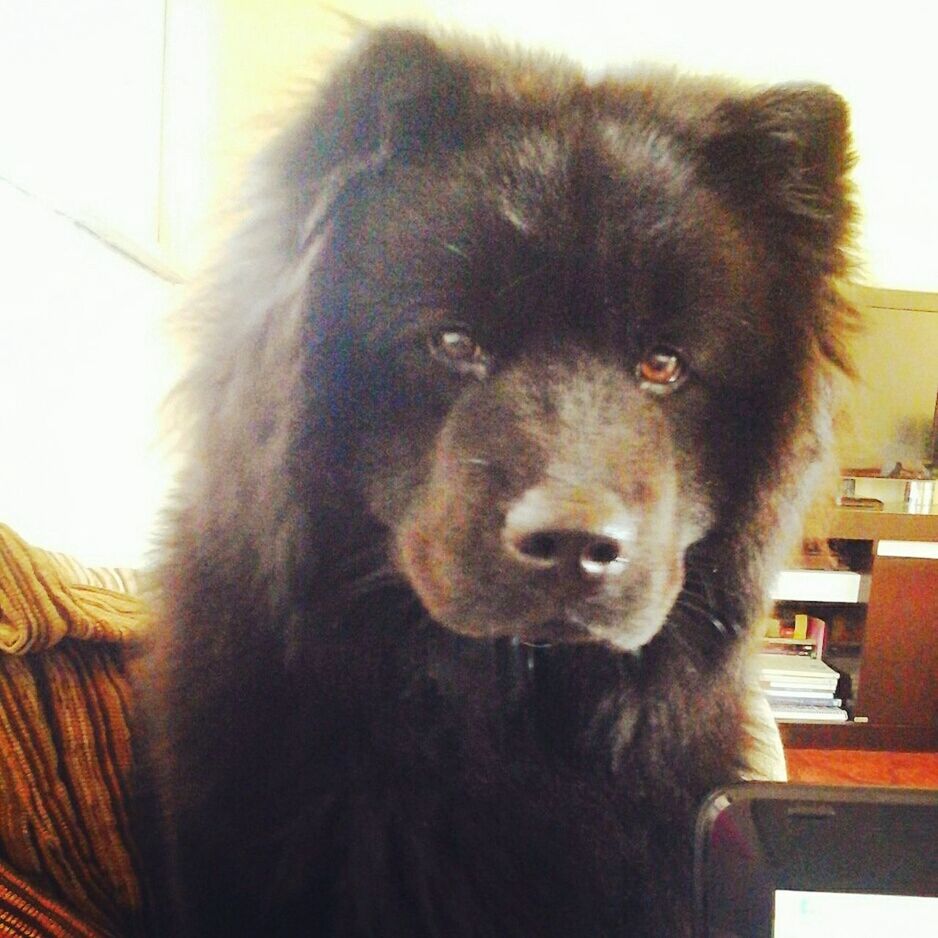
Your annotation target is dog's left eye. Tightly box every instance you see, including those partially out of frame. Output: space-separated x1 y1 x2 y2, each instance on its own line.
429 328 491 379
636 346 688 394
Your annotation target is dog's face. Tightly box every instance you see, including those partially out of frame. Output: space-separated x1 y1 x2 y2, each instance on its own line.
250 31 853 652
332 130 749 649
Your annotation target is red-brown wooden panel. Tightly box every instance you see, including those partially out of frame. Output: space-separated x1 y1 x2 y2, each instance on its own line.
856 556 938 730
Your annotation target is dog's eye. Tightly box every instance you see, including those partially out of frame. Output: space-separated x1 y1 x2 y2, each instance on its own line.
636 346 688 394
429 328 491 379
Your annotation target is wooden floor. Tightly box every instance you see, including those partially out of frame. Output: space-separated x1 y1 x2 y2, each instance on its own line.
786 749 938 788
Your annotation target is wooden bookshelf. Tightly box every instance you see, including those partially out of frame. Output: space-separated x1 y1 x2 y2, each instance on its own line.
777 506 938 752
828 506 938 542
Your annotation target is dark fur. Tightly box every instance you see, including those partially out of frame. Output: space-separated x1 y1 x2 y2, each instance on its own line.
141 27 855 937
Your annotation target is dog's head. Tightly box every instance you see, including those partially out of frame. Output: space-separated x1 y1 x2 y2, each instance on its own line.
189 29 855 653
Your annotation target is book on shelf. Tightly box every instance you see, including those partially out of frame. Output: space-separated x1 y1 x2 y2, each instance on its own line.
757 644 849 724
756 653 840 681
764 689 843 704
765 687 848 724
770 703 849 723
759 614 827 658
761 642 816 657
760 671 840 691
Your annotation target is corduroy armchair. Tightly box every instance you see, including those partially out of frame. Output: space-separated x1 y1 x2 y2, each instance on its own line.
0 524 148 937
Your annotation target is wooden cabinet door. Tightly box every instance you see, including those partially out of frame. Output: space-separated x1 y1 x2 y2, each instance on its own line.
857 555 938 736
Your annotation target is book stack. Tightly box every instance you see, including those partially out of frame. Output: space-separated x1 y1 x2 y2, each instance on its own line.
758 615 848 723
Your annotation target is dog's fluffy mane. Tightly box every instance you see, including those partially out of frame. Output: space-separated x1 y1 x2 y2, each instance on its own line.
142 26 856 937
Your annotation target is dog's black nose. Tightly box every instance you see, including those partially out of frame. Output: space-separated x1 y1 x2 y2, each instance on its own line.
511 530 626 576
503 484 633 580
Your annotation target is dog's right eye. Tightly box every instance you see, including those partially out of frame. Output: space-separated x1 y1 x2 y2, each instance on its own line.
428 328 491 379
635 345 688 395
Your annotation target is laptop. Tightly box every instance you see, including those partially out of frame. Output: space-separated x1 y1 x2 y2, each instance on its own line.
693 782 938 937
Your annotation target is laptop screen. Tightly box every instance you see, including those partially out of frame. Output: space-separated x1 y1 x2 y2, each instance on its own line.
773 890 938 938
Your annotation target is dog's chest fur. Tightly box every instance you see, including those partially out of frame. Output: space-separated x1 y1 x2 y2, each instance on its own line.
240 610 745 937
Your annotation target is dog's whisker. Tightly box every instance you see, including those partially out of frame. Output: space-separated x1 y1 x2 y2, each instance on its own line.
443 241 470 261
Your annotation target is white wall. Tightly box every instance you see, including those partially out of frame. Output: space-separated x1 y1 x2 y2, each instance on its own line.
0 0 166 253
0 1 178 566
840 300 938 470
0 182 179 567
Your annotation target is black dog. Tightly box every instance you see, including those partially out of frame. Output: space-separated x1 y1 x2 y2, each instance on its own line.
141 27 855 937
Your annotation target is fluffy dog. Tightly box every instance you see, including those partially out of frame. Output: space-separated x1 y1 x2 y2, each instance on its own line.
141 27 855 937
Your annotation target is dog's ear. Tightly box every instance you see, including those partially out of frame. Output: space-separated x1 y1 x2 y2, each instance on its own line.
307 27 471 171
701 84 855 271
267 27 475 253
